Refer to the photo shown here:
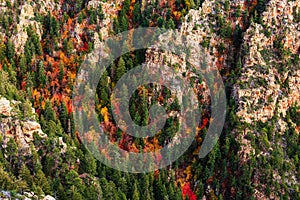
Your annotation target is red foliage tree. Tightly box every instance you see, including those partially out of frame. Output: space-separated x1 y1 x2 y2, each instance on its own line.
182 183 197 200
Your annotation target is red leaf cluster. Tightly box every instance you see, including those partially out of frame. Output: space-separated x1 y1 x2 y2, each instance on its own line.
182 183 197 200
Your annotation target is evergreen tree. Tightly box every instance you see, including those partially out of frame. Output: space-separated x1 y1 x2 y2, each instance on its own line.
113 18 120 33
133 3 141 24
0 42 6 63
78 12 83 24
44 100 56 122
157 17 165 28
59 101 69 133
67 185 83 200
80 152 96 175
19 54 27 77
132 181 140 200
224 0 230 11
84 183 103 200
5 138 18 172
118 190 127 200
65 170 83 193
0 165 15 191
22 99 34 119
116 57 126 81
34 169 51 194
120 16 129 32
37 60 47 87
6 39 15 60
19 163 33 187
31 144 42 173
167 19 176 29
57 182 67 199
123 0 130 13
59 62 64 82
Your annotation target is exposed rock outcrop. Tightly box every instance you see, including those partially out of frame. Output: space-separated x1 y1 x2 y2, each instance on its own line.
0 190 56 200
11 3 43 54
234 0 300 124
1 0 61 54
0 97 12 117
0 96 46 154
233 0 300 198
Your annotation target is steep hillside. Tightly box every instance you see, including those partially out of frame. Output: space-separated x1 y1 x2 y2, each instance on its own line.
233 0 300 198
0 0 299 199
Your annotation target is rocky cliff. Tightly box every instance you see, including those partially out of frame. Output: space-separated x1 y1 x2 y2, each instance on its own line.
233 0 300 198
234 0 300 124
0 96 46 155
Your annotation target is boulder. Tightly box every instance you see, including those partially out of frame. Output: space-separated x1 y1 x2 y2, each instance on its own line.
0 98 12 117
43 195 56 200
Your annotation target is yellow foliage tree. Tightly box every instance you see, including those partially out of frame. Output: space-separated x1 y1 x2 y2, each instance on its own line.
101 107 110 123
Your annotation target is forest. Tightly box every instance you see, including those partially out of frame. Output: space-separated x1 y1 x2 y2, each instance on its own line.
0 0 299 199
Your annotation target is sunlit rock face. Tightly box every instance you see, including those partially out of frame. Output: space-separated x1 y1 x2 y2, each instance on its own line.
234 0 300 124
233 0 300 198
0 96 46 155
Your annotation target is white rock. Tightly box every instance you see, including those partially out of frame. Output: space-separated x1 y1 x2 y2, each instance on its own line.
43 195 56 200
0 97 12 117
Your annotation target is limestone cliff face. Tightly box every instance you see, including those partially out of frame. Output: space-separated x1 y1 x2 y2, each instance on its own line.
144 0 231 70
1 0 122 55
143 0 236 111
0 96 46 154
234 0 300 124
88 0 123 47
233 0 300 198
0 190 56 200
2 0 60 54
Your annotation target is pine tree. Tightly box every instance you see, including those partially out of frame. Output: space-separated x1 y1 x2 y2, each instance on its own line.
57 182 67 199
37 60 47 87
167 19 176 29
19 163 33 187
34 169 51 194
0 42 6 63
65 147 77 168
117 177 128 196
139 88 149 126
132 181 140 200
118 189 127 200
59 62 64 82
116 57 126 81
67 185 83 200
22 99 33 120
80 152 97 175
133 3 141 24
44 154 55 177
157 17 164 28
78 13 83 24
123 0 130 13
6 39 15 60
224 0 230 11
65 170 83 192
44 100 56 122
31 144 42 173
236 56 242 72
142 175 152 200
59 101 69 133
84 183 103 200
19 54 27 77
113 18 120 33
120 16 129 32
0 164 15 190
101 179 119 200
5 138 18 172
